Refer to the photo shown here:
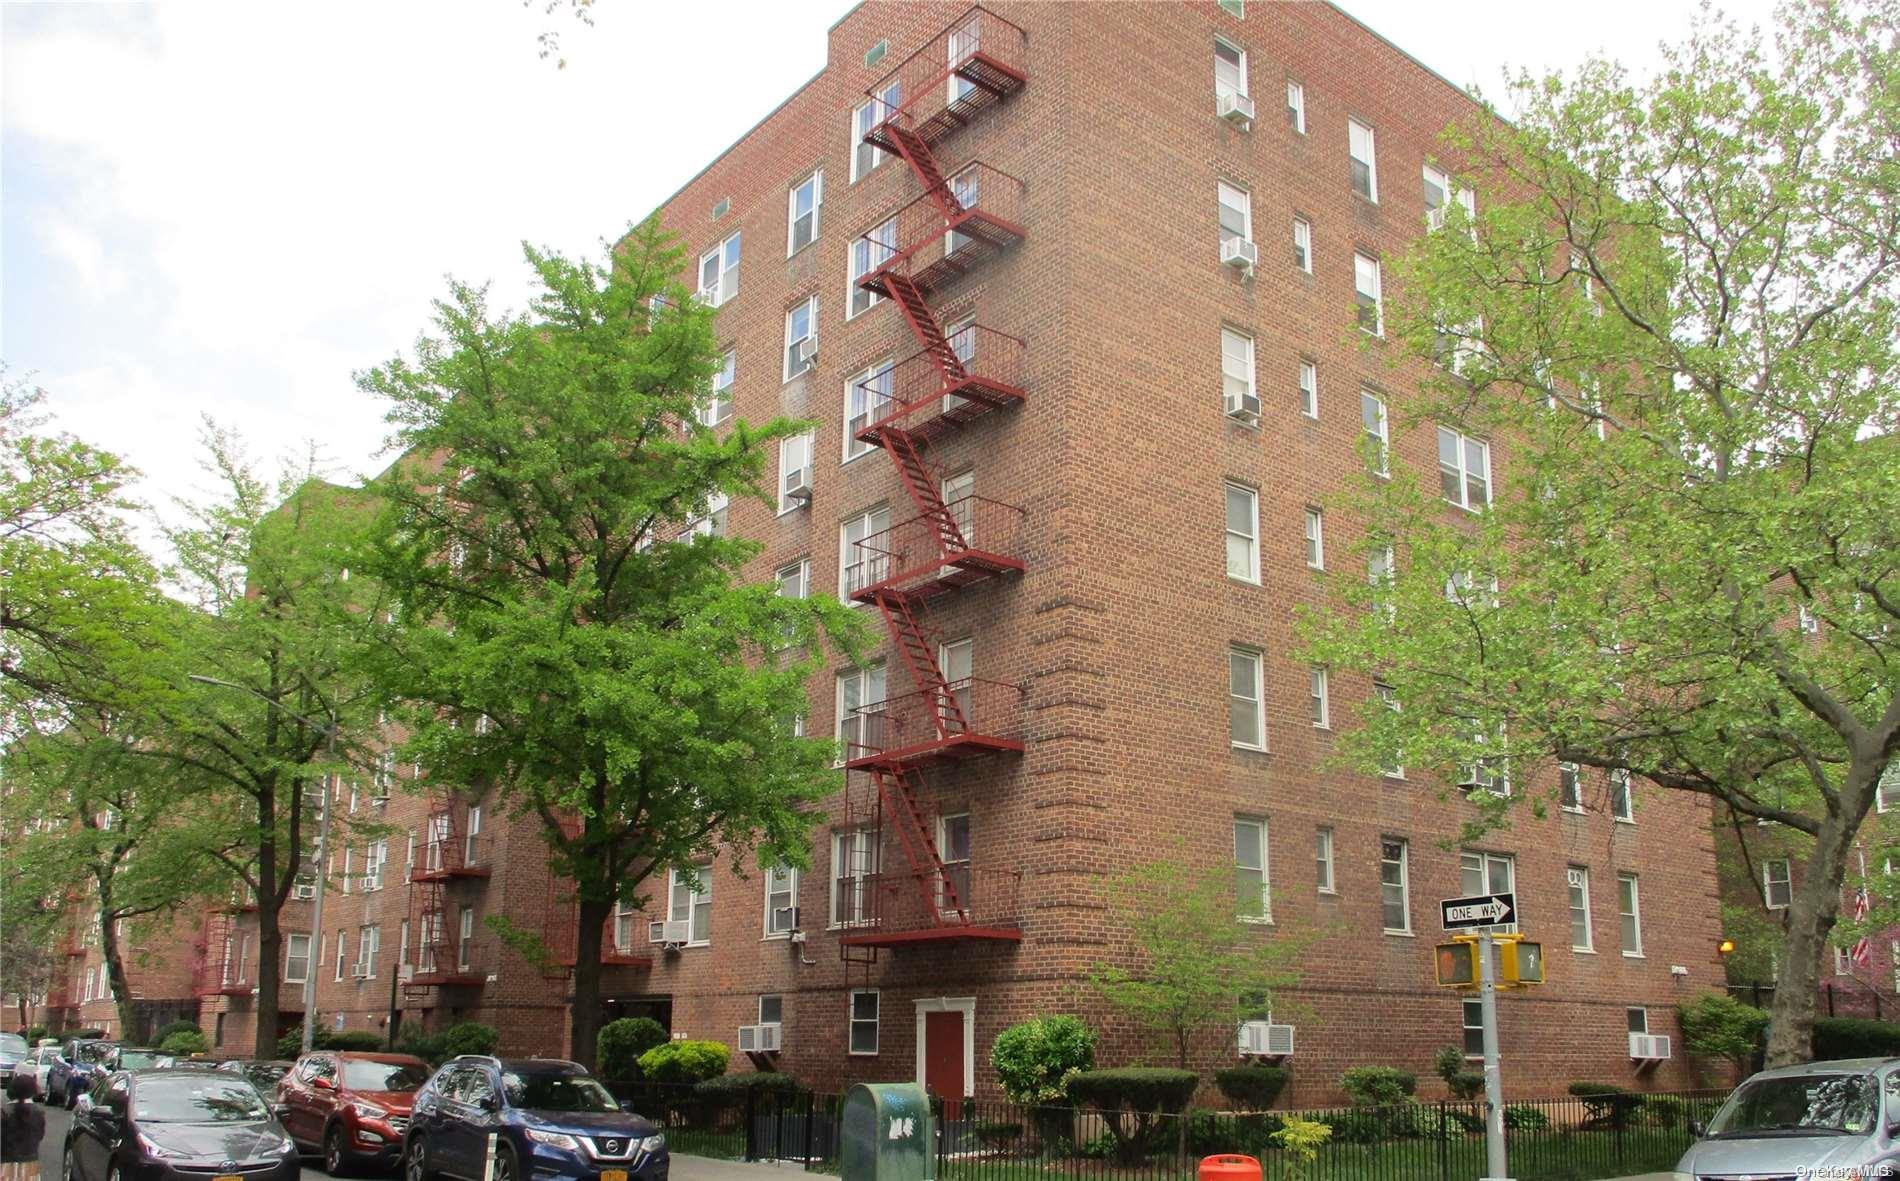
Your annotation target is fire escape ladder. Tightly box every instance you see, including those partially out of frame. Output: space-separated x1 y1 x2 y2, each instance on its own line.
871 765 967 922
880 427 967 553
885 123 962 223
874 591 968 739
881 273 967 384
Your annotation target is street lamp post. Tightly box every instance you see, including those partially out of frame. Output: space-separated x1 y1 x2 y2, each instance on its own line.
187 674 338 1056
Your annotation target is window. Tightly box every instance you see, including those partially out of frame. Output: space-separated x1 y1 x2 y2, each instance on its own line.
681 491 727 540
1764 859 1792 909
1459 725 1510 796
1375 683 1403 778
458 906 475 971
1316 827 1336 894
849 989 880 1054
669 866 712 946
1298 359 1318 417
1225 483 1259 582
1609 769 1634 823
777 560 809 602
941 469 975 543
840 507 892 599
1433 428 1493 510
698 232 741 306
702 350 735 426
1423 164 1474 231
1216 0 1243 16
1360 389 1389 473
363 840 387 892
832 827 879 926
1234 816 1271 921
1222 328 1256 417
778 431 815 512
1309 667 1329 728
1214 38 1247 98
1348 120 1377 200
938 813 972 915
1217 182 1252 253
1286 80 1305 133
1835 946 1852 976
1462 998 1484 1056
1461 852 1516 931
844 361 893 459
1303 508 1324 569
765 865 799 936
613 900 637 952
1559 764 1584 812
1354 253 1384 336
759 995 784 1026
849 218 896 317
1229 646 1265 750
334 929 348 982
1381 839 1410 932
357 924 380 978
784 298 818 380
851 81 901 182
1617 872 1642 956
286 933 312 983
787 171 823 255
1798 603 1819 635
1291 216 1312 274
1445 570 1500 610
835 662 886 763
1567 867 1593 951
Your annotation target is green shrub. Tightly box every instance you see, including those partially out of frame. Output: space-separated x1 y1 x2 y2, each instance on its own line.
70 1028 106 1039
974 1121 1024 1150
159 1030 208 1056
438 1023 498 1059
1185 1109 1283 1156
331 1031 391 1051
1568 1082 1644 1127
694 1071 801 1102
26 1026 47 1044
991 1016 1096 1106
1642 1093 1689 1128
1340 1066 1417 1107
1214 1065 1289 1111
155 1020 202 1044
1503 1104 1550 1131
1065 1068 1198 1163
638 1039 729 1085
598 1018 668 1082
1812 1017 1900 1060
1432 1047 1485 1100
1679 993 1768 1071
1447 1108 1485 1134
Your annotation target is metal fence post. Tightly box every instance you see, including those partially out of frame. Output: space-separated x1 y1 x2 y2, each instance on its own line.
804 1089 816 1165
744 1082 757 1161
1437 1101 1449 1181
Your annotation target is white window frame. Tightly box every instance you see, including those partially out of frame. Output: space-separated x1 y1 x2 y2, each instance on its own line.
613 899 637 953
1309 667 1329 728
1221 327 1255 417
787 170 823 256
1286 80 1305 134
849 988 880 1055
1423 163 1474 231
285 933 312 984
1348 119 1378 201
1461 851 1518 933
1559 763 1584 813
669 866 713 947
1361 388 1389 474
698 232 741 306
363 840 387 892
831 827 879 928
1228 645 1266 751
1217 181 1253 255
457 906 475 972
334 928 349 982
1298 358 1318 418
1354 253 1384 336
1836 946 1852 976
764 865 799 938
1610 769 1634 823
1437 426 1492 509
839 506 892 601
784 296 818 381
1234 815 1271 922
1381 838 1411 934
1224 482 1260 584
849 218 897 319
1617 872 1643 957
834 662 887 765
936 812 972 916
777 559 810 602
1316 827 1336 895
1292 216 1312 274
1763 859 1792 910
1568 866 1594 952
851 81 902 183
759 994 784 1026
844 361 892 460
1462 998 1485 1057
1214 37 1247 99
1375 682 1404 778
1304 507 1324 569
356 924 380 979
703 349 735 426
778 430 815 513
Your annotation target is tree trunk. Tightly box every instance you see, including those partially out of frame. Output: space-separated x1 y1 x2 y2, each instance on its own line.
98 906 139 1041
254 824 281 1056
569 897 609 1072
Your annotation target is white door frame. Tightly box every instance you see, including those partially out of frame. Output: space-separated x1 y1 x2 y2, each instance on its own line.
913 996 976 1098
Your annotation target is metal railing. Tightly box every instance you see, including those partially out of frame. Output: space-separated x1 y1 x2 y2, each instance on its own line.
851 495 1026 596
408 939 490 985
857 163 1027 299
839 867 1023 936
412 834 492 880
845 677 1026 763
853 325 1026 439
861 7 1029 151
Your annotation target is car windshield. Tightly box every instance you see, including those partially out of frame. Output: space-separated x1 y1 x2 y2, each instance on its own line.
76 1043 116 1065
133 1077 270 1123
0 1034 26 1056
342 1061 429 1092
1707 1074 1878 1137
502 1072 617 1113
118 1051 164 1070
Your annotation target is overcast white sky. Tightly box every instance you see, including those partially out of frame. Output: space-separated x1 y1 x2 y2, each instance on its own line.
3 0 1776 529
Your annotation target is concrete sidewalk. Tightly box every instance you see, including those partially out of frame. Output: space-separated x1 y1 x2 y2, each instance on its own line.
673 1154 814 1181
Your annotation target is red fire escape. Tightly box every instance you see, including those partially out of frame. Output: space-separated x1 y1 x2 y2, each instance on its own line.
192 909 251 998
840 6 1030 958
540 814 653 974
404 787 490 992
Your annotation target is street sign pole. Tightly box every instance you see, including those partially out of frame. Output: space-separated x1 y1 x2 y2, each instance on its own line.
1478 930 1508 1181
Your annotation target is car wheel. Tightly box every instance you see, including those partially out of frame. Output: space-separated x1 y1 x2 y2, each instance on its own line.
62 1143 80 1181
325 1126 352 1177
403 1138 432 1181
492 1147 518 1181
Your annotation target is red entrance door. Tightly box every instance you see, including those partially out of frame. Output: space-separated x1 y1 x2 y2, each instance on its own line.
923 1009 966 1119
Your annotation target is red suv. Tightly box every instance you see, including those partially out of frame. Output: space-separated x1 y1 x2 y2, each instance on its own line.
278 1051 432 1176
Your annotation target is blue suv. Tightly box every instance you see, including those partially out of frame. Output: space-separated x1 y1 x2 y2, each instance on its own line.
402 1057 667 1181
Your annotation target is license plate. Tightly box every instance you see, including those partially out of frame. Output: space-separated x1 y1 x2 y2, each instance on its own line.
602 1170 628 1181
213 1174 243 1181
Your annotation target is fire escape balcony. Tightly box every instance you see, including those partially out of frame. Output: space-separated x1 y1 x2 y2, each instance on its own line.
853 325 1026 445
836 867 1023 948
409 835 493 882
403 940 490 989
861 6 1028 156
546 894 654 971
857 163 1026 302
848 495 1025 603
843 678 1025 769
45 983 75 1011
192 957 252 998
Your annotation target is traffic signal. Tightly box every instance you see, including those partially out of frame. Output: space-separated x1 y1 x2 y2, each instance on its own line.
1435 941 1478 987
1501 939 1544 984
1435 937 1545 987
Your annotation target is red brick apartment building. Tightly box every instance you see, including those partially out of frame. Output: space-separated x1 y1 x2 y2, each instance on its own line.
27 0 1724 1104
21 906 199 1043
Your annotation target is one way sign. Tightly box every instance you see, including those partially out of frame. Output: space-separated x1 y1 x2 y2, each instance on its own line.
1441 892 1516 930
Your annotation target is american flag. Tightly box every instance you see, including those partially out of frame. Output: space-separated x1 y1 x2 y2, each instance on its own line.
1852 886 1874 968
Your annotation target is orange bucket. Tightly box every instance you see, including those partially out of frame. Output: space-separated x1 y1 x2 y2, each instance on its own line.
1199 1155 1263 1181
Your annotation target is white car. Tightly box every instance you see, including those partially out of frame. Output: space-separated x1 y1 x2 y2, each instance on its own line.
27 1045 61 1099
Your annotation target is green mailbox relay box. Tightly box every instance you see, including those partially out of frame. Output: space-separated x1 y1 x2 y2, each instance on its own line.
841 1082 934 1181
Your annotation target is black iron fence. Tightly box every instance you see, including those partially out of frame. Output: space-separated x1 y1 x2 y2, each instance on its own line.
612 1082 1732 1181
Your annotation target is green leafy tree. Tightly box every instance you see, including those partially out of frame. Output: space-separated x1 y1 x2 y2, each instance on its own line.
1088 857 1304 1071
355 221 862 1069
1678 992 1769 1081
1303 0 1900 1066
992 1015 1097 1106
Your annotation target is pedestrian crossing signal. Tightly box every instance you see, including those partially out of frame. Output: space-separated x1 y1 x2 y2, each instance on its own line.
1436 942 1478 987
1435 936 1545 988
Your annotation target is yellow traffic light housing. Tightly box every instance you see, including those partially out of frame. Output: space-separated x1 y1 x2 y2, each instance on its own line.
1434 935 1545 988
1501 939 1544 984
1435 941 1478 987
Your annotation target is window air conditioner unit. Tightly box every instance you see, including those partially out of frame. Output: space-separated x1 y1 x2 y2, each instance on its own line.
351 964 372 980
1225 387 1261 423
795 337 818 366
648 919 691 947
696 287 719 306
1628 1033 1671 1061
1217 91 1255 129
781 467 813 504
1221 237 1260 273
774 906 801 933
398 965 415 982
738 1023 783 1054
1237 1020 1295 1058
